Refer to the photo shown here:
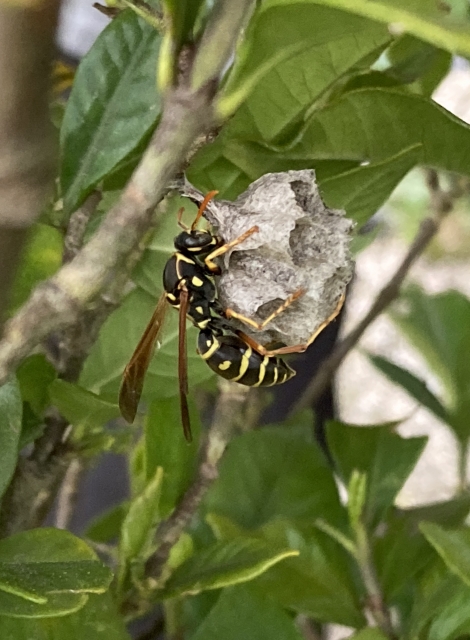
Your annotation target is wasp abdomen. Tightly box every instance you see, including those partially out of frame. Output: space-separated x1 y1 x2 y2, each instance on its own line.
198 330 295 387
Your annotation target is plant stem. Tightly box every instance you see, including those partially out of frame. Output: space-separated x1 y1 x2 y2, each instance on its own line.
355 522 396 639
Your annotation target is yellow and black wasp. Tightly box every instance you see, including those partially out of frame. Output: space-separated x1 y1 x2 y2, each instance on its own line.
119 192 344 441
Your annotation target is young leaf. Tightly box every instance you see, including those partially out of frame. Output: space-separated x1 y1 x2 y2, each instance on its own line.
0 377 22 502
192 584 304 640
162 538 297 598
0 593 131 638
368 354 449 423
49 380 120 430
204 427 344 530
420 522 470 588
348 470 367 530
119 466 163 566
60 11 161 213
327 421 427 525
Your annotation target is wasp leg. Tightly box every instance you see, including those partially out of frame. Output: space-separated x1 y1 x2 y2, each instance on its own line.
204 226 259 272
177 206 189 231
225 289 306 331
237 293 346 356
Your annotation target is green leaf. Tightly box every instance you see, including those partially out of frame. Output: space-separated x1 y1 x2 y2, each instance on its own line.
8 225 63 315
368 354 449 423
0 378 22 501
420 522 470 588
327 421 427 524
291 89 470 175
119 466 163 566
0 529 111 618
373 509 436 600
49 380 120 430
427 584 470 640
60 11 161 213
80 288 214 400
144 398 201 516
17 355 56 417
192 584 304 640
204 427 344 530
256 520 365 627
220 4 390 128
162 538 297 598
0 593 131 638
191 87 470 218
320 144 421 225
383 35 452 96
408 572 465 640
299 0 470 59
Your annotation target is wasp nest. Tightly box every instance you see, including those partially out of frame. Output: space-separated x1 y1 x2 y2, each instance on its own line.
183 170 354 348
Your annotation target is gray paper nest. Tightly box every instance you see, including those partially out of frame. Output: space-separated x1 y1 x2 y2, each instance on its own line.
183 170 354 348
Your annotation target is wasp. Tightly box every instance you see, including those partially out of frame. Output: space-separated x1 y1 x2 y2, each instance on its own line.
119 192 344 441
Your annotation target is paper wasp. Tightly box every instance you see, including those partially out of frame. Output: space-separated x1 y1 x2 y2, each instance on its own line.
119 191 343 441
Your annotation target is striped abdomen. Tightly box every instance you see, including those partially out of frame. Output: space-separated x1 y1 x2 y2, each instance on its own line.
197 329 295 387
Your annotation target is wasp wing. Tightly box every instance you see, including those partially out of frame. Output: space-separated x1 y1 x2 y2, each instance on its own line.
119 291 168 424
178 287 192 442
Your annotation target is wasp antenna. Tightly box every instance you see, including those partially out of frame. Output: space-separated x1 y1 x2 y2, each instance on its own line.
191 190 219 230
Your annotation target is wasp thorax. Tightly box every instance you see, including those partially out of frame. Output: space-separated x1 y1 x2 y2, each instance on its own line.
183 170 354 348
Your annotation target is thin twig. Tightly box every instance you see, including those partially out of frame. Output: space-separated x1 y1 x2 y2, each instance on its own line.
143 381 250 587
292 169 454 413
54 457 84 530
